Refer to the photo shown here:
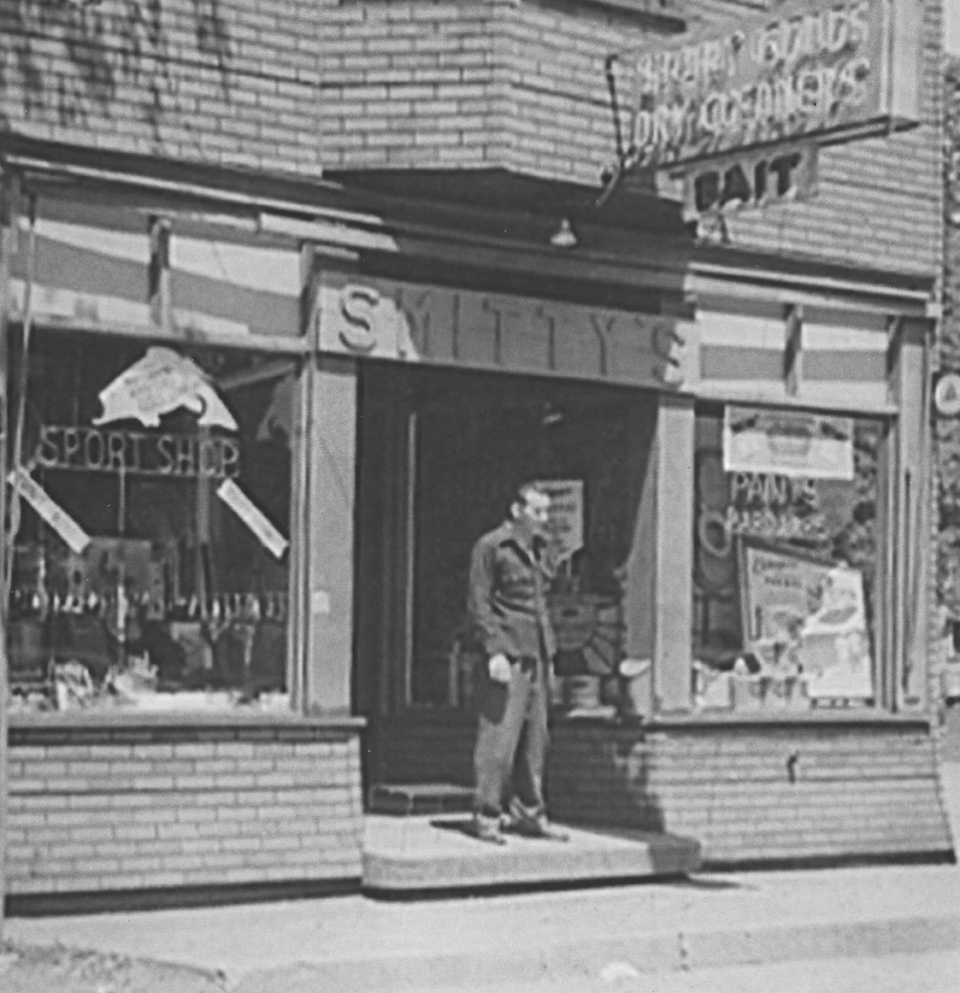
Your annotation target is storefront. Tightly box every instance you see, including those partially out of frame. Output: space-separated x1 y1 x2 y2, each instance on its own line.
0 0 954 907
0 170 952 907
345 256 952 865
0 181 365 906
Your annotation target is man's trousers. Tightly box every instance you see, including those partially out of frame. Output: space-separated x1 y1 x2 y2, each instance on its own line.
473 656 549 818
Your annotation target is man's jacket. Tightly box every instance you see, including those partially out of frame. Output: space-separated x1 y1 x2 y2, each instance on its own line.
467 520 557 661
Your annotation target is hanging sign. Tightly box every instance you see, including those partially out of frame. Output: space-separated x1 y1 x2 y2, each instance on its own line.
8 468 91 555
723 406 853 480
216 479 289 560
534 479 585 564
618 0 922 170
682 143 819 220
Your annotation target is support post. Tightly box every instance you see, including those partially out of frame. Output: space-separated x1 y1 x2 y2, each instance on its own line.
0 170 20 937
300 264 358 716
784 303 803 397
303 354 358 716
893 317 933 710
147 215 172 331
653 394 696 712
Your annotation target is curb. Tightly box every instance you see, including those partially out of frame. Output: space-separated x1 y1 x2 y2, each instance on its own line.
228 912 960 992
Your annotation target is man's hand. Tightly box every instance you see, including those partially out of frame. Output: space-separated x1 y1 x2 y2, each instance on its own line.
488 653 512 684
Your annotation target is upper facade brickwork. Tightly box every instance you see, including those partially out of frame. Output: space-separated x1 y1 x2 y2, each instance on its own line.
0 0 326 175
0 0 945 279
721 0 944 277
318 0 944 277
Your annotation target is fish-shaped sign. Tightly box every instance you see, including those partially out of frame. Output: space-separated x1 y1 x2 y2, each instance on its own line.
94 347 237 431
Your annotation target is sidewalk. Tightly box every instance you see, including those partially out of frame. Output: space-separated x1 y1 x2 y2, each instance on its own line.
6 862 960 992
4 759 960 992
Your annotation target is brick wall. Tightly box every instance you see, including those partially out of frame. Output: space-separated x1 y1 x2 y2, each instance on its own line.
0 0 326 176
6 723 363 898
318 0 504 171
720 0 944 277
1 2 942 279
550 723 953 864
934 58 960 720
370 714 954 864
320 0 944 277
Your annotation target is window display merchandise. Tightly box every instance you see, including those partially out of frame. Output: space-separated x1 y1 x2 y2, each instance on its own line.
692 406 882 712
7 331 293 712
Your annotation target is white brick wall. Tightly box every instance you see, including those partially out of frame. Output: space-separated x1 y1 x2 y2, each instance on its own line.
6 727 364 895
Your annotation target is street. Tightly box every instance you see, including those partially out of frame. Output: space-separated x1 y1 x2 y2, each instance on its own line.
440 952 960 993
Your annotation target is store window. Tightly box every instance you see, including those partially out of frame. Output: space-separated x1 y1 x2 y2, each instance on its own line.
692 404 885 713
7 330 296 713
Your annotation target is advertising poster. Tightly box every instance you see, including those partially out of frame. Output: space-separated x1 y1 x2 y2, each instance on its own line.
534 479 584 565
739 538 873 700
724 406 854 480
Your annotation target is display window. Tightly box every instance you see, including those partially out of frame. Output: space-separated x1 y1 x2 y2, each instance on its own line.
692 404 885 713
6 330 297 713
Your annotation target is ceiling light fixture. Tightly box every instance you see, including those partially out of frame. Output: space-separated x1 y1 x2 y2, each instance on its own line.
549 218 578 249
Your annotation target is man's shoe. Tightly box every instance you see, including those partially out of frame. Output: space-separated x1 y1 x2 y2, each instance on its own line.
472 813 508 846
506 799 570 841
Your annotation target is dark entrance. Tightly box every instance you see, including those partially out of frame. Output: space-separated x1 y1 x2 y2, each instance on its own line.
354 361 657 791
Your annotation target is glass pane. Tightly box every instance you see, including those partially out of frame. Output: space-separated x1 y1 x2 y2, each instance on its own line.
7 331 296 713
692 407 884 713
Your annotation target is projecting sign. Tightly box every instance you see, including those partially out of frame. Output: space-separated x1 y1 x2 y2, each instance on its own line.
681 143 819 219
618 0 922 169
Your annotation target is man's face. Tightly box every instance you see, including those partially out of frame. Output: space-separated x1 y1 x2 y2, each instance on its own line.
515 490 550 540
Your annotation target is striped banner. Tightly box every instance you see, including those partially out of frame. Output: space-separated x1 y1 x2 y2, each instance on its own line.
697 305 890 410
6 210 301 341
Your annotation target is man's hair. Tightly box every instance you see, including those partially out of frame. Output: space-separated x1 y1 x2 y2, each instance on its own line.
511 481 548 512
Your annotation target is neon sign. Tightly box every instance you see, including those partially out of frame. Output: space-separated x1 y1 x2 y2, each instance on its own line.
620 0 921 168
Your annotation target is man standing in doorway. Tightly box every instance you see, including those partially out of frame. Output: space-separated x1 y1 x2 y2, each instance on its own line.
468 482 569 845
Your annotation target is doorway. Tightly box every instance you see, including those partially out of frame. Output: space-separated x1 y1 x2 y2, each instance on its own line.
354 361 658 733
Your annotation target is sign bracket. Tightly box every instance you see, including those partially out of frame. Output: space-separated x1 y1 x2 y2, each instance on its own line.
597 54 642 210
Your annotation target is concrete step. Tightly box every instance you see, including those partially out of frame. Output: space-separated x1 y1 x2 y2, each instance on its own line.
362 813 701 894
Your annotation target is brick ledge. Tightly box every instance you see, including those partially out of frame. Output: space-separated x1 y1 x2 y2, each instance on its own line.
6 876 362 917
573 711 934 732
9 709 365 735
373 707 932 731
